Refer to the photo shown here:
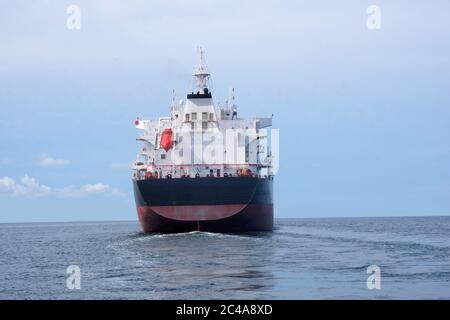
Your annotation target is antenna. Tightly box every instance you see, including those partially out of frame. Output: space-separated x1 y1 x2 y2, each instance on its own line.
171 89 176 104
192 46 211 92
170 89 178 111
198 46 206 67
228 87 236 109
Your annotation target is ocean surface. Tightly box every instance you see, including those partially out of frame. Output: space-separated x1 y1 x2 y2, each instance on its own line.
0 217 449 299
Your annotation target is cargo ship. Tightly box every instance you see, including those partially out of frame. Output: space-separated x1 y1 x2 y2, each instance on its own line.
132 49 275 233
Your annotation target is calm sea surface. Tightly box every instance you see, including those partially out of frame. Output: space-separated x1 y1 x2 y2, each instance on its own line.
0 217 449 299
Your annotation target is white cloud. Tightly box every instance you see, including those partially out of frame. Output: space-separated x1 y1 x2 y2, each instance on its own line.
0 175 123 198
83 183 109 193
57 183 124 198
0 175 51 197
38 153 70 167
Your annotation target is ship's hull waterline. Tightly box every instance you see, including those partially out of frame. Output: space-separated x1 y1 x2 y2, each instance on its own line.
133 177 273 233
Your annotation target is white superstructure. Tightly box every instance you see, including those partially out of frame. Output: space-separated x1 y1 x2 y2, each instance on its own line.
133 49 274 180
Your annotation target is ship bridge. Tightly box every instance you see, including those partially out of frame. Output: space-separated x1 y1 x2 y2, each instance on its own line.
133 49 274 181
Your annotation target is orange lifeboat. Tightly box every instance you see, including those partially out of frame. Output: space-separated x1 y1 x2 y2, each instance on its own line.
160 128 173 152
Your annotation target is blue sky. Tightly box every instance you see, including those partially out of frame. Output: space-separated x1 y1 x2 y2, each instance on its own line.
1 1 450 222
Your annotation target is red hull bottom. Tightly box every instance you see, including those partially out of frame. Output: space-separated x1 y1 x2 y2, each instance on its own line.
137 204 273 233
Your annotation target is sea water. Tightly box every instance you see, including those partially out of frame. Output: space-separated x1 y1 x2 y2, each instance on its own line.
0 217 449 299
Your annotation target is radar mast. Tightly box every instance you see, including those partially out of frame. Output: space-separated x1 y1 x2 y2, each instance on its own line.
192 47 210 93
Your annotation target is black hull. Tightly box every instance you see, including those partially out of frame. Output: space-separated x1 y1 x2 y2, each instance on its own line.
133 177 273 233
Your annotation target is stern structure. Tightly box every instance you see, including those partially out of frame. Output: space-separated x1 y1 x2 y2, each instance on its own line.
132 49 275 233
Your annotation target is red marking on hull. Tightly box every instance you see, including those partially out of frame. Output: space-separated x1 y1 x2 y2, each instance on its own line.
149 204 247 221
137 204 273 233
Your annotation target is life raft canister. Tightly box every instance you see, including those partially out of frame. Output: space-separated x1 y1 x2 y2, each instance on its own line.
160 128 174 152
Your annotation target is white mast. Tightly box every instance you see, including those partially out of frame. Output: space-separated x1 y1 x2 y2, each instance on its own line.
170 89 178 111
192 47 210 92
228 87 236 108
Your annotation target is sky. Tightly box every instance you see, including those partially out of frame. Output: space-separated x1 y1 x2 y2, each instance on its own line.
1 0 450 222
